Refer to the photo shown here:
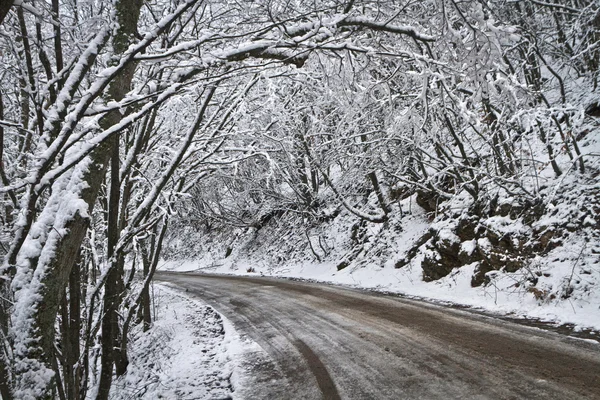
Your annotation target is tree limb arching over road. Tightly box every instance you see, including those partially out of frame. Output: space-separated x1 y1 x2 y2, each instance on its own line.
157 272 600 400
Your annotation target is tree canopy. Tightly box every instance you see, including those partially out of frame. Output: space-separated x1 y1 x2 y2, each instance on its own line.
1 0 599 398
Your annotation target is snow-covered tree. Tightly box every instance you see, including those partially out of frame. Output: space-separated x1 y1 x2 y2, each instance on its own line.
0 0 439 398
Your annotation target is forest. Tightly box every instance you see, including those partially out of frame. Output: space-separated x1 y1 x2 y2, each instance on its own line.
0 0 599 398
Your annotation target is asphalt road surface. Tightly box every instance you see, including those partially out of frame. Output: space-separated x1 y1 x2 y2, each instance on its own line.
156 272 600 400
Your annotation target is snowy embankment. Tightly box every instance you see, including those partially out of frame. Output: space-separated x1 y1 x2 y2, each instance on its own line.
160 252 600 336
107 284 252 400
159 195 600 336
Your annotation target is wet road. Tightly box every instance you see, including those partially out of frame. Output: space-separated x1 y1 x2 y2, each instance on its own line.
156 272 600 399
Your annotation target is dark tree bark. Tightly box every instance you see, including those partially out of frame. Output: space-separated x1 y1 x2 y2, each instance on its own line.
0 93 17 212
17 8 44 138
1 92 16 400
361 133 391 219
96 0 145 396
51 0 65 90
10 0 145 397
0 0 13 25
295 132 314 207
140 235 154 332
98 137 123 395
61 261 81 400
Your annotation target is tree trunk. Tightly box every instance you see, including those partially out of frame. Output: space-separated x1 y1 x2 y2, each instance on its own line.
97 135 123 395
52 0 65 90
141 242 152 332
64 261 81 400
0 0 14 25
11 1 144 398
0 92 17 212
96 1 144 396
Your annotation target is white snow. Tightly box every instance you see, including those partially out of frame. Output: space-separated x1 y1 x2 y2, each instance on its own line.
159 193 600 336
10 156 94 399
161 253 600 335
109 283 255 400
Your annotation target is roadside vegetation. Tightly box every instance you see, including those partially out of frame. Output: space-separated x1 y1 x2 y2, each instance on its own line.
0 0 599 398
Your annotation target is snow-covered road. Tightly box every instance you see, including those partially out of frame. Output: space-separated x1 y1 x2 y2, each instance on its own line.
157 272 600 400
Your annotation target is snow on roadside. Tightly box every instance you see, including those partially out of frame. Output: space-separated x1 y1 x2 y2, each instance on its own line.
158 215 600 338
158 192 600 338
109 284 249 400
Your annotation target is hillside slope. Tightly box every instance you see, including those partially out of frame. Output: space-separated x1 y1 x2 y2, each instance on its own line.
160 0 600 334
162 162 600 333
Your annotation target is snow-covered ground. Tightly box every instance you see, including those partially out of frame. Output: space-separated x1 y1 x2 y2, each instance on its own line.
107 284 256 400
159 237 600 337
157 76 600 339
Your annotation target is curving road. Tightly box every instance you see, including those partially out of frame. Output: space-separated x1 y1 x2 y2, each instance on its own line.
156 272 600 400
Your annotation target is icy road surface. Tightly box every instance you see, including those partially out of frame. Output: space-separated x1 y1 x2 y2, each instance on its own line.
156 272 600 399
